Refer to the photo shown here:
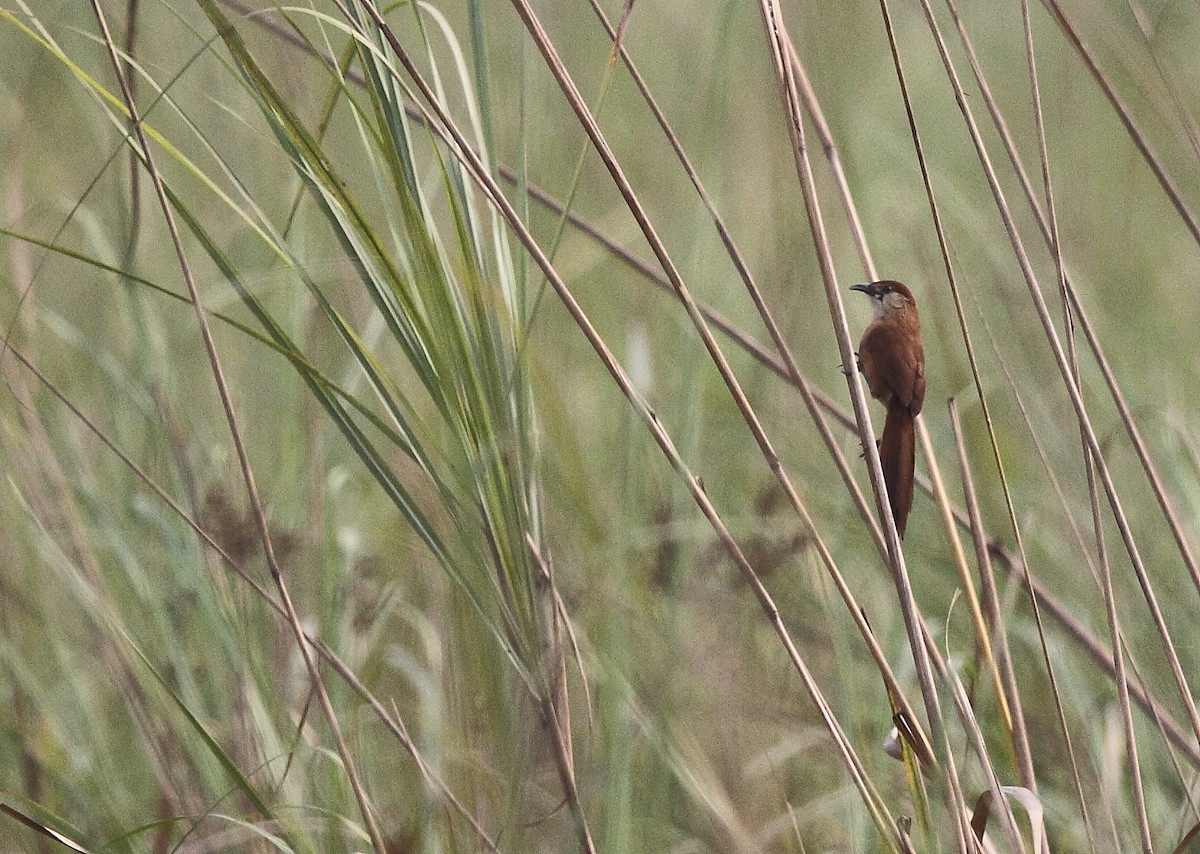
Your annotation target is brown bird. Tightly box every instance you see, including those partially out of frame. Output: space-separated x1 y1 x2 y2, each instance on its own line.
851 280 925 538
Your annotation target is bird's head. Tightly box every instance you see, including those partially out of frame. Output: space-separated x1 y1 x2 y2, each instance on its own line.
850 280 917 320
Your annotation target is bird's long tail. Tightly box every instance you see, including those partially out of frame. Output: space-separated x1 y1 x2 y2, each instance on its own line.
880 404 916 538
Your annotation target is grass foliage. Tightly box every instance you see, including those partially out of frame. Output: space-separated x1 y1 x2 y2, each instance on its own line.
2 0 1200 851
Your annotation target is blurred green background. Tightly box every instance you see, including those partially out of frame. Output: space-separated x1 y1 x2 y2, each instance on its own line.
2 0 1199 851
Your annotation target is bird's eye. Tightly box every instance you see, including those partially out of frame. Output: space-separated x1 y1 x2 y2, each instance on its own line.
882 285 893 294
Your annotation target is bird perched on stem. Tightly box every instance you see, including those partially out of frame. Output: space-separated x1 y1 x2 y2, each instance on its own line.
851 280 925 538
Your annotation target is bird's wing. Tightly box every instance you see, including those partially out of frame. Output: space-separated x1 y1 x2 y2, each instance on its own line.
861 322 924 414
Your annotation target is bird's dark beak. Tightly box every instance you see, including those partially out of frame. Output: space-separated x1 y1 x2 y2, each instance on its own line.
850 283 878 297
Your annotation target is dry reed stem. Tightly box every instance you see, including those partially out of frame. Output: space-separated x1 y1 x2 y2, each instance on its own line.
1088 424 1150 852
947 401 1035 789
1038 0 1200 246
915 0 1200 760
761 1 953 844
942 0 1200 602
873 0 1024 838
870 0 1027 794
1026 15 1154 798
1125 0 1200 163
910 0 1157 844
916 408 1012 734
909 0 1200 775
